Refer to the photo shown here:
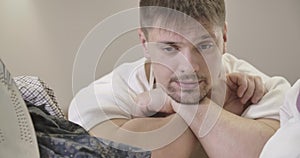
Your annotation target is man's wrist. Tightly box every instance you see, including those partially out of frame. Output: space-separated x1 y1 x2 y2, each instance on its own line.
171 98 211 126
172 98 225 138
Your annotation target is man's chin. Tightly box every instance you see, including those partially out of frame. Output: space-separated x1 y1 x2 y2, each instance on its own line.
167 87 209 105
170 94 205 105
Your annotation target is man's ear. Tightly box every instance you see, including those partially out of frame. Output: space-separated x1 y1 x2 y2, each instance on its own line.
138 28 150 59
222 22 228 54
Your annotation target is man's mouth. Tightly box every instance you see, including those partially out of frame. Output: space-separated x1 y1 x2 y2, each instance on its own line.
174 80 204 90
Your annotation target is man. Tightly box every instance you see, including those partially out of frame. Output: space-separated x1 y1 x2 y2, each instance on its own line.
69 0 290 157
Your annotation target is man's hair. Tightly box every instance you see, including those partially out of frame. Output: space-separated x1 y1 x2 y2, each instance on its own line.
139 0 226 38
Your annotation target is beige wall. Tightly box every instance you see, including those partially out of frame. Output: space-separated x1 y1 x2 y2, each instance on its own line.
1 0 299 115
226 0 300 84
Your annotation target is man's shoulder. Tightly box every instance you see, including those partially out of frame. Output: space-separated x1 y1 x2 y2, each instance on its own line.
222 53 242 73
95 58 147 81
222 53 239 63
92 57 149 91
114 58 147 73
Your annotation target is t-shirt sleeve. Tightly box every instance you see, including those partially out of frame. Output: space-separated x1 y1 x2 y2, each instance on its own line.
223 53 291 120
68 73 132 131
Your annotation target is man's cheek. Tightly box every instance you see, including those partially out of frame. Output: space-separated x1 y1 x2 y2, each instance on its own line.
203 56 223 82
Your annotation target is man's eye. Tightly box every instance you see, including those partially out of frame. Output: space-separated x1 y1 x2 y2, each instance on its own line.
162 46 177 53
198 43 214 51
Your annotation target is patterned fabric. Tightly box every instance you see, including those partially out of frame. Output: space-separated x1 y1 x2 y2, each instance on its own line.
28 104 151 158
14 76 65 119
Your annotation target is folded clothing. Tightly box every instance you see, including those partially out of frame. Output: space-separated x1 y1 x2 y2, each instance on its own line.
14 76 151 157
28 104 151 158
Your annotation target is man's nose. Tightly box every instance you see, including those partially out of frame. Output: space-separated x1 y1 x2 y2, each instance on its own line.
177 48 200 73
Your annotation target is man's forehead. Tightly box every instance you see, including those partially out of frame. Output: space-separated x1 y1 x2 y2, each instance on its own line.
148 27 217 43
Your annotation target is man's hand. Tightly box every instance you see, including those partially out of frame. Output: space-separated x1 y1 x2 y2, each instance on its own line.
135 87 175 116
135 73 266 116
224 73 266 115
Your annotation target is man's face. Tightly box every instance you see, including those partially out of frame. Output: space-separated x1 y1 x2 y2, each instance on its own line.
144 22 226 104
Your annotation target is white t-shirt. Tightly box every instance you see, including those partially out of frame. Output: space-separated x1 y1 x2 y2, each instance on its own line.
68 53 291 131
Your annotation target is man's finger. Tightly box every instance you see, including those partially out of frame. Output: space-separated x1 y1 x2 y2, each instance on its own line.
251 77 265 103
241 77 255 104
235 74 248 98
227 73 248 96
226 75 238 90
135 87 170 113
148 88 169 111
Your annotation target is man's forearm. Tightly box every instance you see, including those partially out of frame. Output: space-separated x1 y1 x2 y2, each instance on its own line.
90 114 199 157
175 100 279 158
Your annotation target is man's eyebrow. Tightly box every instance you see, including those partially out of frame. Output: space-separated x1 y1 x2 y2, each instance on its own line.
156 34 213 45
194 34 215 44
200 34 213 40
157 41 181 45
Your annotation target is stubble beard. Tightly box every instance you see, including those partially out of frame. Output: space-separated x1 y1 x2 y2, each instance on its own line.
166 75 210 105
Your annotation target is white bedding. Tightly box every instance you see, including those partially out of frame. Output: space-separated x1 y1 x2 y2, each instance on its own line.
260 80 300 158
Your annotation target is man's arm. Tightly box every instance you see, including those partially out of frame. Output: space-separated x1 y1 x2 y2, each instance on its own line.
171 74 289 158
120 72 278 158
89 115 199 158
173 99 278 158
